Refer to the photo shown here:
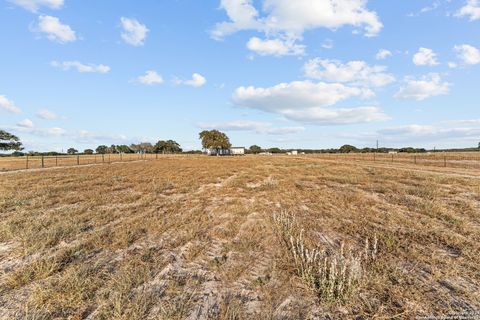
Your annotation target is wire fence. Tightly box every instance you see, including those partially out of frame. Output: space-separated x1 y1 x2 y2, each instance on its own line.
309 152 480 169
0 153 166 172
1 152 479 172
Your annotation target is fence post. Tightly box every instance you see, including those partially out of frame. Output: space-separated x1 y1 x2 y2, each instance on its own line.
102 154 105 163
444 156 447 167
109 154 111 163
41 155 44 168
56 156 58 167
391 154 394 163
414 155 417 164
373 153 376 161
77 155 80 165
120 153 123 161
26 155 29 169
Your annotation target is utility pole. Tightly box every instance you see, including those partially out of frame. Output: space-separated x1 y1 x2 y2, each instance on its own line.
376 140 379 151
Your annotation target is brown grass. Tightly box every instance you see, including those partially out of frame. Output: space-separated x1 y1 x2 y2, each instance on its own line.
0 156 479 319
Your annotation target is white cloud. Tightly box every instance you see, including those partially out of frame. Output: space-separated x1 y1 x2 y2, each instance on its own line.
120 17 149 46
211 0 382 56
212 0 382 39
448 62 458 68
303 59 395 87
0 95 21 113
375 49 392 60
413 47 439 66
36 109 60 120
17 119 34 128
456 0 480 21
51 61 111 73
454 44 480 65
9 0 63 12
232 80 387 125
34 15 76 43
394 73 450 101
136 70 164 85
280 106 389 125
199 120 305 135
246 37 305 56
8 125 66 136
174 73 207 87
321 38 334 49
376 124 480 143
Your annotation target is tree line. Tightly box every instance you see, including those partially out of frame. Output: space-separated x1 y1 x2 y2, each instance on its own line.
2 129 480 156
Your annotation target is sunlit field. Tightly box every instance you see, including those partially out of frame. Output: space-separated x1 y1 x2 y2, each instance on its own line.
1 156 479 319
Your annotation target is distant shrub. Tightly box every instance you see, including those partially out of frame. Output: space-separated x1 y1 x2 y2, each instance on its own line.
272 211 377 302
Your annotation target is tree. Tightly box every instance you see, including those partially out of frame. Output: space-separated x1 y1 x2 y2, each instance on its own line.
67 148 78 154
96 145 108 154
199 130 231 154
0 130 23 151
131 142 154 154
339 144 358 153
116 145 133 154
84 149 94 155
249 145 262 154
154 140 182 154
268 147 282 154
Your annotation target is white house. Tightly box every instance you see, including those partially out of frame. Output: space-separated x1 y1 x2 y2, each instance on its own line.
205 147 245 156
205 148 230 156
230 147 245 156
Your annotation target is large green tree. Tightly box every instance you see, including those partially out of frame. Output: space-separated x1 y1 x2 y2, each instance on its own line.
67 148 78 154
96 145 108 154
131 142 155 154
199 130 231 154
154 140 182 154
249 145 262 154
339 144 358 153
116 145 134 154
0 130 23 151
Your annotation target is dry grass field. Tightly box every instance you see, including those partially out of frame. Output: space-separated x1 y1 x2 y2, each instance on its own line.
0 156 479 319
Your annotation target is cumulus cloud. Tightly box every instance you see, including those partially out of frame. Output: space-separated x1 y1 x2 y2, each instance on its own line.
120 17 149 46
9 0 63 12
211 0 382 56
212 0 382 39
456 0 480 21
173 73 207 87
51 61 110 73
454 44 480 65
17 119 34 128
376 124 480 143
303 59 395 87
413 47 439 66
34 15 76 43
321 38 334 49
375 49 392 60
0 95 21 113
232 80 387 125
199 120 305 135
394 73 450 101
246 37 305 56
136 70 164 85
36 109 60 120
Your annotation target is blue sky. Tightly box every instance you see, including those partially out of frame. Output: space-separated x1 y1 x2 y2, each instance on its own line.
1 0 479 151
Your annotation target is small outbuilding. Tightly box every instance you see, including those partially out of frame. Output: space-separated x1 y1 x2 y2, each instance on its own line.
230 147 245 156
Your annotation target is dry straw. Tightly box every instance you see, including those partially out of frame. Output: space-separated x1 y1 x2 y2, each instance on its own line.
272 210 378 302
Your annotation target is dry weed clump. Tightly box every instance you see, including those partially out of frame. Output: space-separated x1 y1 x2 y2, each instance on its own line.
272 210 377 302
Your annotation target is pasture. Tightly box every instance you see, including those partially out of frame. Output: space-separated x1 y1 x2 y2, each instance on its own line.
0 156 479 319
